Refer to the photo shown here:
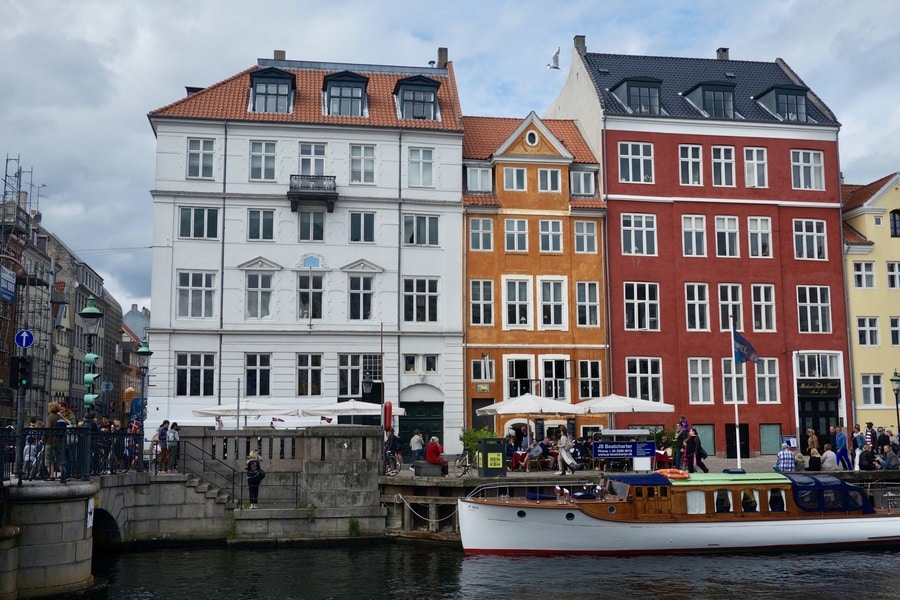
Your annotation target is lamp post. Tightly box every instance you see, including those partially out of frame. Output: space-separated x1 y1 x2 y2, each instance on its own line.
134 336 152 473
78 296 103 415
891 370 900 434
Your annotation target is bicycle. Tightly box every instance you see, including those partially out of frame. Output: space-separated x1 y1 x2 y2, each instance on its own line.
383 450 402 476
455 450 481 478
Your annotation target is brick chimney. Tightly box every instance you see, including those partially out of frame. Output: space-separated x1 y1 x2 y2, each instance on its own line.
274 49 286 60
437 47 448 68
575 35 586 55
716 47 730 61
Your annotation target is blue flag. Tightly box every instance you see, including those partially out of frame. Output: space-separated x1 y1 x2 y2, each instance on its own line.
733 329 760 364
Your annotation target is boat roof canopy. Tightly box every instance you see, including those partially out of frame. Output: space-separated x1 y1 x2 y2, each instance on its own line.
784 473 876 514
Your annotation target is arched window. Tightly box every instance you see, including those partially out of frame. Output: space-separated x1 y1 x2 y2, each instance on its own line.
890 210 900 237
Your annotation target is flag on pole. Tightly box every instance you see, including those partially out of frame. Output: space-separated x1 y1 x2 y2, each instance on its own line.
271 417 285 423
320 416 333 424
732 328 760 364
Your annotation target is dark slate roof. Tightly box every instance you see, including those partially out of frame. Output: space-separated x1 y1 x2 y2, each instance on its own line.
581 53 838 126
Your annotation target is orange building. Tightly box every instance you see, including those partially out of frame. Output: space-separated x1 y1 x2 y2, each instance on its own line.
462 112 607 439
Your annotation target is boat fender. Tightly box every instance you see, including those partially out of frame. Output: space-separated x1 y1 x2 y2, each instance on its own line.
656 468 690 480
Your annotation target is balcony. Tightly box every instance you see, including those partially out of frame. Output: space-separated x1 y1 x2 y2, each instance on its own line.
0 202 30 236
287 175 338 213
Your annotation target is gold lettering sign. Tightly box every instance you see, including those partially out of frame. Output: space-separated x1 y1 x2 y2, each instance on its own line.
797 379 841 398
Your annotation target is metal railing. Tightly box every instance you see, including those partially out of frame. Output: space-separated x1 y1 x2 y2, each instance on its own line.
288 174 336 192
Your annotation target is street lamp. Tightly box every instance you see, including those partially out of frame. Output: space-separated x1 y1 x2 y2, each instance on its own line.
362 371 374 396
134 336 152 473
891 370 900 434
78 295 103 415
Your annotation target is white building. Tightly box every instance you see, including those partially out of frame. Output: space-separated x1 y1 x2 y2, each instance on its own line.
147 49 465 452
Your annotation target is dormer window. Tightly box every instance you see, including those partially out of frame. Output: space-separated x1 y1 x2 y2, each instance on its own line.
249 68 295 114
611 78 664 115
324 71 368 117
756 85 810 122
394 76 441 120
686 83 737 119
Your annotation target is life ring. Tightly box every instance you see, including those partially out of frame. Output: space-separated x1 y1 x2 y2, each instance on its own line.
656 468 690 480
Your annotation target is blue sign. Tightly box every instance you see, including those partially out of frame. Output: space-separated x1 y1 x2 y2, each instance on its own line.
593 441 656 458
15 329 34 348
0 267 14 304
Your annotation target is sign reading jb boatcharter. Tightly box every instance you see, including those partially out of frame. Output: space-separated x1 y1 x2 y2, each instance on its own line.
593 441 656 458
0 266 15 304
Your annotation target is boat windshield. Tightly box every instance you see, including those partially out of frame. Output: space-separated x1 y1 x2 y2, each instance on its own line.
784 474 875 514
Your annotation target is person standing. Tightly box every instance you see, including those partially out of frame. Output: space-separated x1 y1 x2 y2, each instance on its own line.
852 424 865 470
805 428 819 456
167 422 180 473
835 426 851 470
246 450 265 509
673 423 687 470
685 428 708 473
157 420 170 473
555 425 575 476
864 422 878 450
408 429 425 471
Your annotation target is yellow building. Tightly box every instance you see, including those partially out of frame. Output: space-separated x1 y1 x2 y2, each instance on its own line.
842 172 900 432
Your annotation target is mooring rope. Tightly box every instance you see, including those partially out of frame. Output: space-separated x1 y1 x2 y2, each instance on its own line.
388 493 458 523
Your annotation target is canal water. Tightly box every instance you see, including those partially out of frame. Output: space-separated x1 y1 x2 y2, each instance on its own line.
97 543 900 599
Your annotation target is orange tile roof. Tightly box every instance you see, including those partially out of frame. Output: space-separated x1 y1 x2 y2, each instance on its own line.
462 116 597 163
842 172 899 210
462 193 500 207
842 221 872 246
150 64 463 132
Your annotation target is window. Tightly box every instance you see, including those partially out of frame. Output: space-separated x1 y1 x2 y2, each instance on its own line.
711 146 735 186
888 263 900 289
179 207 218 239
622 214 656 255
702 86 735 118
403 278 438 322
619 142 653 183
503 167 526 191
542 358 568 399
246 273 272 319
505 219 527 252
793 219 827 260
685 283 709 331
472 357 495 381
507 358 535 397
752 284 776 332
505 278 531 327
400 88 437 120
857 317 879 346
891 317 900 346
470 218 492 250
424 355 438 373
777 92 807 122
175 352 214 396
576 282 599 326
245 354 270 396
539 278 565 328
682 215 706 257
679 145 702 186
349 276 373 320
892 210 900 237
626 357 662 402
722 359 746 404
248 209 274 241
617 82 662 114
299 210 325 242
861 374 883 405
578 360 602 398
470 280 493 325
797 353 839 378
854 262 875 288
299 142 325 176
719 284 742 331
251 79 291 113
538 169 561 192
467 167 492 192
350 145 375 184
797 286 831 333
716 216 739 257
744 147 767 188
404 355 417 372
574 221 597 253
250 141 276 181
409 148 434 187
404 214 439 246
297 354 322 396
298 272 323 319
350 212 375 242
177 272 215 318
337 354 381 398
791 150 824 190
748 217 771 258
187 138 214 178
624 282 659 330
539 220 562 252
571 171 595 195
688 358 712 404
756 358 779 403
328 84 364 116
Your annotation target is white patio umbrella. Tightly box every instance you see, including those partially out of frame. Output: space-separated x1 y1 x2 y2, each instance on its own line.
192 400 300 428
475 393 587 416
580 393 675 414
300 399 407 418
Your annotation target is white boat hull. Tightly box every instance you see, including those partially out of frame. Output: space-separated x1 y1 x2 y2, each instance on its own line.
458 498 900 555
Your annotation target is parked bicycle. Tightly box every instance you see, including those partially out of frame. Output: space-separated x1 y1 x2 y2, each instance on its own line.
383 450 402 476
455 450 481 478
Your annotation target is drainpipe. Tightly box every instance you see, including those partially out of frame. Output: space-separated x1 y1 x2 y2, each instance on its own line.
395 128 403 399
217 120 229 406
600 112 614 395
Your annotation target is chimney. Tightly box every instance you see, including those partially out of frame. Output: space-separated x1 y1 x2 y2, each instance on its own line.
274 49 286 61
574 35 586 55
132 304 138 311
437 47 448 68
716 47 730 61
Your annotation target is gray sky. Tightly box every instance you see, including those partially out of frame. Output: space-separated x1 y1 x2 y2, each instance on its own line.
1 0 897 312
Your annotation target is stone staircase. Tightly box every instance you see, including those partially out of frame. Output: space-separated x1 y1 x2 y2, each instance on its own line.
185 474 238 509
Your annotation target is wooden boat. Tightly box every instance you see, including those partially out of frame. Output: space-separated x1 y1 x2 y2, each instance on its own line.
457 471 900 555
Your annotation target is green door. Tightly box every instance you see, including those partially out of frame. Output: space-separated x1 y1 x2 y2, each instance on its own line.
398 402 444 459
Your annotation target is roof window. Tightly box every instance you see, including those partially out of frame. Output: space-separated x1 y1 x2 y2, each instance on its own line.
394 76 441 120
249 68 295 114
686 83 738 119
611 78 665 115
756 85 810 122
323 71 368 117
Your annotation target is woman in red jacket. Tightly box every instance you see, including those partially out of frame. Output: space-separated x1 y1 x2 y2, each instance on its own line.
425 436 448 476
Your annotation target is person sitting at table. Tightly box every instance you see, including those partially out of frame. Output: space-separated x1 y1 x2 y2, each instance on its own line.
505 435 518 471
519 426 533 451
425 436 448 476
522 438 548 472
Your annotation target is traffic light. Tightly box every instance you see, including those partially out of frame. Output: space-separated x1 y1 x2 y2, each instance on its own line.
84 351 100 412
17 356 31 388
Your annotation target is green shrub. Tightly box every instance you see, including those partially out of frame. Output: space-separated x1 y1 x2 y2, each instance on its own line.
459 427 497 455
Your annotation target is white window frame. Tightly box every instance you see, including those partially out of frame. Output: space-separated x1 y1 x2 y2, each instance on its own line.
298 271 323 319
755 358 779 403
470 218 493 251
857 317 879 346
472 357 495 382
887 262 900 289
751 284 776 332
187 138 214 179
576 281 600 327
688 357 713 404
176 271 215 318
722 358 747 404
748 217 771 258
250 140 276 181
408 147 434 187
179 207 218 239
246 272 273 320
245 353 271 397
470 280 493 326
175 352 215 396
619 142 654 183
791 150 824 190
719 283 742 332
892 317 900 346
624 282 660 331
503 167 526 191
793 219 827 260
403 277 439 323
350 211 375 243
541 356 569 400
853 262 875 288
861 374 883 405
685 283 709 331
538 277 567 330
797 285 831 333
715 216 739 257
578 360 602 399
679 144 702 186
299 142 325 176
467 167 492 193
403 214 439 246
505 219 527 252
570 171 595 196
248 209 275 241
744 147 767 188
539 220 563 253
298 210 325 242
350 144 375 184
503 276 532 329
682 215 706 257
538 168 561 192
297 353 323 397
711 146 735 187
626 357 662 402
348 275 373 321
574 221 597 253
622 213 657 256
